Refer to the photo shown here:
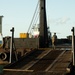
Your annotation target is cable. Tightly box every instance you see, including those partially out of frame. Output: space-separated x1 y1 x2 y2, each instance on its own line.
27 0 40 34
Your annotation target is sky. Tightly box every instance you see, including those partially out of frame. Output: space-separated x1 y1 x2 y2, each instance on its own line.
0 0 75 38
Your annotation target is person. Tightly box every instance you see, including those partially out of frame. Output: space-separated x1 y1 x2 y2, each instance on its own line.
52 33 57 49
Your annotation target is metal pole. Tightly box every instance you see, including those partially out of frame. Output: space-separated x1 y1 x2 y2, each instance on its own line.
39 0 48 48
71 27 75 66
10 27 18 63
0 16 3 34
0 16 3 74
10 27 14 63
9 36 12 63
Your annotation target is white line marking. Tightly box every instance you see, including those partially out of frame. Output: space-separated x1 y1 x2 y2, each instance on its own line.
45 50 65 71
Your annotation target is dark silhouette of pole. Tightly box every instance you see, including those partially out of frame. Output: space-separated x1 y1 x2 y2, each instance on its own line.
10 27 14 63
10 27 18 63
39 0 48 48
71 27 75 66
0 16 3 34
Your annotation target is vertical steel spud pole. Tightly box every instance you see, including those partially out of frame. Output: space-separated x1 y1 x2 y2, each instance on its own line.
10 27 14 63
71 27 75 66
39 0 48 48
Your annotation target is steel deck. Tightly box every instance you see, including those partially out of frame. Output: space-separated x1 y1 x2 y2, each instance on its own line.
3 47 72 75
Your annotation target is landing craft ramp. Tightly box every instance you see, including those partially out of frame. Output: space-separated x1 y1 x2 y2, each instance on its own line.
3 47 72 75
0 0 73 74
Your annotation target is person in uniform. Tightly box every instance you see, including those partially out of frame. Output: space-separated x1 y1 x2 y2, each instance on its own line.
52 33 57 49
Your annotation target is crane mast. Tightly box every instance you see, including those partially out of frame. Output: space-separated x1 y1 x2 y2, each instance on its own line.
39 0 48 48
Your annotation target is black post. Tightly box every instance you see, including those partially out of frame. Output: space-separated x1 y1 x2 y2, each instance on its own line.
10 27 14 52
71 27 75 66
70 27 75 74
39 0 48 48
10 27 14 63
